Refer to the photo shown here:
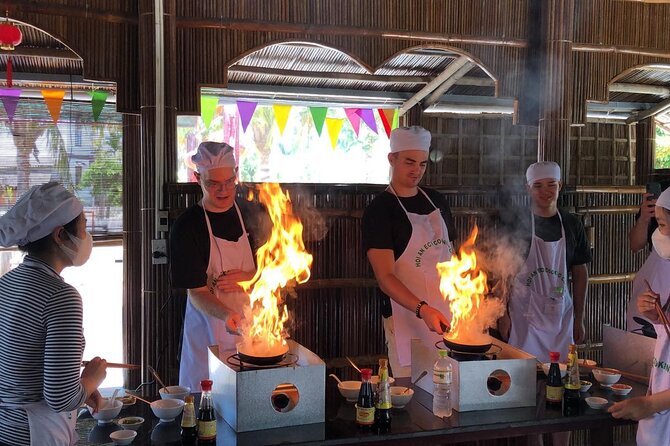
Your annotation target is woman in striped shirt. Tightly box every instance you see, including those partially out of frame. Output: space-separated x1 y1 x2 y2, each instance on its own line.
0 182 108 446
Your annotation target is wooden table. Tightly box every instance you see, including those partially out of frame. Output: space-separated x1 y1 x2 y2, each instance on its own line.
76 373 641 445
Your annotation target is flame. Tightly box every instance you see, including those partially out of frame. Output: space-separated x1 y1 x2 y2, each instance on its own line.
239 183 313 356
438 226 501 346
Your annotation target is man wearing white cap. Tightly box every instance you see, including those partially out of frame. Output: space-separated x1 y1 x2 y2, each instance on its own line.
169 142 269 390
362 126 457 377
0 182 107 446
502 162 591 364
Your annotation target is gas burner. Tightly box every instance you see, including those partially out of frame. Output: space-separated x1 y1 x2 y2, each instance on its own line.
434 341 503 361
226 352 299 370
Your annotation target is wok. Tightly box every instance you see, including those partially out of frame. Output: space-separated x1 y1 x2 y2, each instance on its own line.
442 336 492 354
237 342 289 366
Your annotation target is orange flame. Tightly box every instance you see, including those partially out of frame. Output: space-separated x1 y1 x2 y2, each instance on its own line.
239 183 313 356
438 226 500 346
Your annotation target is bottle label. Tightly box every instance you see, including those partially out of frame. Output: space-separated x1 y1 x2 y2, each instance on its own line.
433 370 450 384
355 405 375 425
198 420 216 439
546 385 563 402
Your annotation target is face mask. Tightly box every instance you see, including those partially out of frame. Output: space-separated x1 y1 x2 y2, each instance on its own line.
60 231 93 266
652 228 670 260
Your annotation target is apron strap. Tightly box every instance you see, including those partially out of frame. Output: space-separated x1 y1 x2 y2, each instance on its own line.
201 201 247 268
387 185 438 215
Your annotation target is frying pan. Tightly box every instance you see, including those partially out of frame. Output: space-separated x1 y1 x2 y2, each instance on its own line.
442 336 492 354
237 342 289 366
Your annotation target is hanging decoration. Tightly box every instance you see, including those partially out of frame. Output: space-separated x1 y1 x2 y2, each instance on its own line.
356 108 378 134
200 95 218 129
0 88 20 122
309 107 327 136
0 14 22 51
325 117 344 150
41 90 65 123
236 100 257 133
378 109 397 138
90 90 108 122
272 104 292 136
344 108 361 136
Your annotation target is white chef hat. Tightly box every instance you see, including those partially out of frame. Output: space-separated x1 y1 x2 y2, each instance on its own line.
390 126 431 153
192 141 237 172
526 161 561 185
656 187 670 210
0 182 83 247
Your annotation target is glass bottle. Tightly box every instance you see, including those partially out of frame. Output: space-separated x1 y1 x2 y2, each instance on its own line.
355 368 375 429
545 351 563 408
197 379 217 442
563 344 581 416
374 359 392 433
180 395 197 443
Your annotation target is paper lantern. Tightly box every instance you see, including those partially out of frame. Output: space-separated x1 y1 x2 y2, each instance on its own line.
0 19 21 51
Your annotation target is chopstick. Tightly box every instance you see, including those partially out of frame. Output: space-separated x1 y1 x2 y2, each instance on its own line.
123 391 152 405
642 279 670 338
148 365 170 393
81 361 140 369
345 356 362 373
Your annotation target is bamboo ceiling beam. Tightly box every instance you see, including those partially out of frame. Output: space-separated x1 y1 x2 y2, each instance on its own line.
176 17 528 48
627 96 670 123
229 65 433 84
424 62 474 107
13 2 137 25
399 56 470 116
610 83 670 98
573 43 670 59
0 47 80 61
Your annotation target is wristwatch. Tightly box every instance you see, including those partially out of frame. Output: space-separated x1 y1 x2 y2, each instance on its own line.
415 300 428 319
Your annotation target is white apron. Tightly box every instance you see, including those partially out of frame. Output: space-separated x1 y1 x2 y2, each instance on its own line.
386 186 453 373
637 320 670 446
627 249 670 333
179 202 254 390
508 211 573 364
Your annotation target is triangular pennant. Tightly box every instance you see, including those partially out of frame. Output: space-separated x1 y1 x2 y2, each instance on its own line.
309 107 327 136
0 88 21 123
200 95 218 129
236 100 258 133
392 108 399 130
378 109 396 138
345 108 361 137
325 117 344 150
272 104 292 136
90 90 109 121
41 90 66 123
356 108 378 134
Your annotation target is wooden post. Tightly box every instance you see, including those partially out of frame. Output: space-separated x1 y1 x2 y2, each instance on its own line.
537 0 575 183
635 117 655 184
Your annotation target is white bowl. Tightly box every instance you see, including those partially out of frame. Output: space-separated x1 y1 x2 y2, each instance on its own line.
580 380 592 393
150 399 185 422
337 381 361 402
611 383 632 396
159 385 191 401
110 430 137 445
592 368 621 385
87 399 123 424
370 375 396 386
585 396 608 410
390 386 414 408
116 416 144 431
541 363 567 378
579 359 597 367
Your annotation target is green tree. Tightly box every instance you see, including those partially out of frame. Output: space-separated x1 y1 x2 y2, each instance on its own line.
78 126 122 217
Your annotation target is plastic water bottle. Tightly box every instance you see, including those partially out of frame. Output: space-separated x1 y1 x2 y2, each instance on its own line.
432 349 452 418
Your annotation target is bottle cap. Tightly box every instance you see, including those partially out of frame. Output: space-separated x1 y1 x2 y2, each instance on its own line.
185 395 194 404
360 368 373 380
379 358 388 368
200 379 213 391
438 349 448 358
549 351 560 362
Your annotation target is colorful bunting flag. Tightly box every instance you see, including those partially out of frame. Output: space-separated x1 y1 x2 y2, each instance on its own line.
392 108 399 130
309 107 328 136
201 95 218 129
272 104 292 136
325 117 344 150
42 90 65 123
237 100 257 133
90 90 108 122
378 109 397 138
345 108 361 136
356 108 378 134
0 89 20 123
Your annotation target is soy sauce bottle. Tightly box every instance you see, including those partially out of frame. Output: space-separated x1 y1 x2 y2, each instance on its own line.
180 395 197 444
545 351 563 409
197 379 216 443
355 368 375 430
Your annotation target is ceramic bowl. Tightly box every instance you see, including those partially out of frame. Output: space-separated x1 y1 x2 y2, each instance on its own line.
579 359 597 367
117 395 136 408
580 380 592 393
158 385 191 401
370 375 396 386
585 396 608 410
87 399 123 424
150 399 185 422
390 386 414 408
110 430 137 445
116 416 144 431
337 381 361 402
592 368 621 385
611 383 633 396
541 363 567 378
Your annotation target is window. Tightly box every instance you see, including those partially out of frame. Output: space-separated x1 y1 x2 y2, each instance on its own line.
177 99 393 184
655 115 670 169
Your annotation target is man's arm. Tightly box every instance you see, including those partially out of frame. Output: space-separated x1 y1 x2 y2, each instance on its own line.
571 263 588 344
188 286 241 334
367 248 449 334
629 193 655 253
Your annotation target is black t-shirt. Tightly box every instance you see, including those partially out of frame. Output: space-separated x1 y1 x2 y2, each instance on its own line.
362 187 457 317
169 199 270 289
